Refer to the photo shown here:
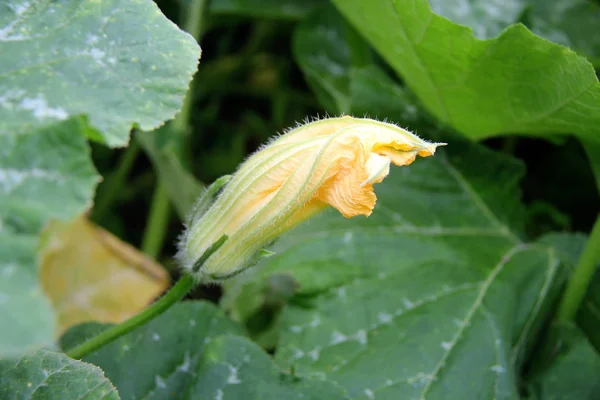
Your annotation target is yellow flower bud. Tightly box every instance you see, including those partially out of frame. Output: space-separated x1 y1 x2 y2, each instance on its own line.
178 116 445 281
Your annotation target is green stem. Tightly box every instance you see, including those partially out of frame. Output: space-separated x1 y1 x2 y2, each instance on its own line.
66 235 228 360
94 140 140 219
141 184 171 258
556 214 600 321
66 275 195 360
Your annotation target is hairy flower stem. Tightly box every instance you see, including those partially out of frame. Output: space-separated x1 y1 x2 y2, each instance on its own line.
66 235 227 359
66 275 195 360
556 214 600 321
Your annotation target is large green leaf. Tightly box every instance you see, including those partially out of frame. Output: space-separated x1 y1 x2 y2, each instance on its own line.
331 0 600 186
0 0 200 147
0 0 200 358
190 335 348 399
0 349 119 400
60 302 244 399
61 301 348 399
222 135 567 398
0 118 99 357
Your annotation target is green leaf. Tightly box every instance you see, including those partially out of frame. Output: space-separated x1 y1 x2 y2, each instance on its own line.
61 301 244 399
293 4 425 125
61 301 347 399
0 349 119 400
526 322 600 400
222 136 565 398
0 235 54 359
209 0 326 20
137 127 204 220
189 335 348 399
0 0 200 147
0 118 100 357
331 0 600 186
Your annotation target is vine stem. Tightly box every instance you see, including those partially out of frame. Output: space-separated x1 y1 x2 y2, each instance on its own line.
66 234 228 359
66 275 194 359
556 214 600 321
141 184 171 258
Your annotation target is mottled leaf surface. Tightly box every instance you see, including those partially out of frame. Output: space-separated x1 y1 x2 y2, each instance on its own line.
0 349 119 400
189 335 348 399
61 301 347 400
0 0 200 146
0 118 99 357
222 136 564 399
61 302 244 400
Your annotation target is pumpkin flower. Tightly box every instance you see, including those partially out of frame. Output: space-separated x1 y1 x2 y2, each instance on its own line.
178 116 445 281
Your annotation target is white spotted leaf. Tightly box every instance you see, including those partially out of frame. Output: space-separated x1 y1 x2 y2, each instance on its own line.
189 336 348 399
0 0 200 147
0 0 199 359
60 301 348 400
0 349 120 400
0 118 100 357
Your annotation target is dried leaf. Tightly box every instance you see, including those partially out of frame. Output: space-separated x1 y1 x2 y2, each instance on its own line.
40 217 170 334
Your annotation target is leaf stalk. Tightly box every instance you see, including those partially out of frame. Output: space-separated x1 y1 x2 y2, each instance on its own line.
556 214 600 321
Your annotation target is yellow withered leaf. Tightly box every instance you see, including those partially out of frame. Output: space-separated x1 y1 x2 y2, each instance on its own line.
40 217 170 335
